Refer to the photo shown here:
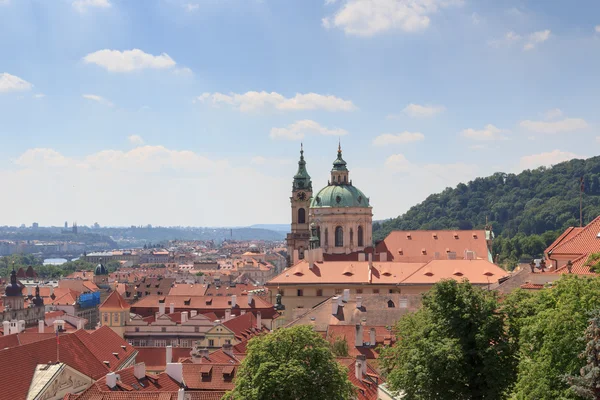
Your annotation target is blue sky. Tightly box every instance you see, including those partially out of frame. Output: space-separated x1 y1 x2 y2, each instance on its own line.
0 0 599 227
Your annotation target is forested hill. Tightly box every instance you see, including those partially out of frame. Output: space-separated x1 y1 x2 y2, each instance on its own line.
373 156 600 265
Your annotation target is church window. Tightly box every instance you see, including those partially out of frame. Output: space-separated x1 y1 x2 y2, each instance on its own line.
358 226 364 247
388 300 395 308
299 247 305 259
335 226 344 247
350 229 353 245
298 208 306 224
317 226 321 241
324 229 329 246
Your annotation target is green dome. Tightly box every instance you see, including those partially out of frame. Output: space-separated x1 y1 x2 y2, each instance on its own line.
310 184 370 208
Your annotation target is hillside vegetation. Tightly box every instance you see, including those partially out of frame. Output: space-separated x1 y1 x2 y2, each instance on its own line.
373 156 600 267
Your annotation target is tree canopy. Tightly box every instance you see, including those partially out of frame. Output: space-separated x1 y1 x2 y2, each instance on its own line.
224 325 355 400
380 280 516 400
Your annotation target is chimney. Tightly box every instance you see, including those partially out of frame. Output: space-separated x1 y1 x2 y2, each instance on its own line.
3 321 9 336
77 319 84 330
200 348 209 359
331 296 339 315
178 388 185 400
190 310 197 318
181 312 188 323
223 343 233 357
134 362 146 379
369 328 376 346
38 320 45 334
159 302 165 315
166 363 183 383
342 289 350 303
18 320 25 333
106 372 118 389
231 295 237 308
169 303 175 314
166 345 173 364
356 296 362 310
225 309 231 321
355 355 367 381
247 293 253 306
355 324 364 347
256 311 262 329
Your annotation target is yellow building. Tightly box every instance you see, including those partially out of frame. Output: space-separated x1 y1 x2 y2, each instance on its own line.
99 290 131 338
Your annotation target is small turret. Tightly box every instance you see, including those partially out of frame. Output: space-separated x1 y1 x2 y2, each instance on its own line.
293 143 312 191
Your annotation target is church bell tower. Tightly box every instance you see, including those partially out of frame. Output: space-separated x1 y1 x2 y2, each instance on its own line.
286 144 312 265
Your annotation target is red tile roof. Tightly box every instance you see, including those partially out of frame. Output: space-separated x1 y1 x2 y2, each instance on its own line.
221 312 266 340
100 290 131 310
337 357 383 400
327 325 396 359
135 347 193 371
182 363 237 391
92 363 181 392
377 230 491 262
0 326 135 400
547 216 600 256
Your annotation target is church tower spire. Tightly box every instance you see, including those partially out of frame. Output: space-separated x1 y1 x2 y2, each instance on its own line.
286 143 313 266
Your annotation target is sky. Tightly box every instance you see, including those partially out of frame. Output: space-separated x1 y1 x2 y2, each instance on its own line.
0 0 599 228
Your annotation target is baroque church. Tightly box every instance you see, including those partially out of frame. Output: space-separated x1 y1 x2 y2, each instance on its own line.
286 143 373 265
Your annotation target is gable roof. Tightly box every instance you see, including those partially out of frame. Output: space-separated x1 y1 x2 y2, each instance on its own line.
181 363 237 391
546 216 600 256
100 290 131 310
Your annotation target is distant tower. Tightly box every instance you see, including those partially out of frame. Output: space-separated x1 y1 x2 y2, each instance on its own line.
72 222 78 234
3 270 24 311
64 221 68 229
286 144 313 265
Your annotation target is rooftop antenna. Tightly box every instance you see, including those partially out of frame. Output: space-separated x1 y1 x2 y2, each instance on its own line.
580 177 584 227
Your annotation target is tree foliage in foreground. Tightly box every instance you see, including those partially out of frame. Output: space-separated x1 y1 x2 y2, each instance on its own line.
380 280 515 400
224 325 354 400
564 310 600 399
509 276 600 400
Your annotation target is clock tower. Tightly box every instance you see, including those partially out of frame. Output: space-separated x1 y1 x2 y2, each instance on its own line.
286 144 312 265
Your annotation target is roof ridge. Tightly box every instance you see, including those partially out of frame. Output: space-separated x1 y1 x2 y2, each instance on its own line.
550 217 600 254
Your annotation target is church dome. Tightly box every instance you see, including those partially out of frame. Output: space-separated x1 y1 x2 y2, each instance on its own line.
5 270 21 297
95 263 108 276
311 184 370 208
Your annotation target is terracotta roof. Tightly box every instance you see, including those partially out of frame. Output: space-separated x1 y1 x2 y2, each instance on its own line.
192 348 244 364
337 358 383 400
66 385 180 400
221 312 266 340
326 325 395 358
130 295 277 320
100 290 131 310
520 283 545 290
0 326 135 400
547 216 600 255
182 363 237 391
377 230 491 262
135 347 193 371
401 259 508 285
168 283 208 296
92 363 181 392
204 283 267 297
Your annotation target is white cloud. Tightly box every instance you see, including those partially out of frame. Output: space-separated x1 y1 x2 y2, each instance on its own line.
184 3 199 12
372 132 424 146
322 0 464 37
402 103 445 118
82 94 114 107
173 67 194 76
471 12 481 25
596 25 600 33
461 124 508 141
197 91 356 112
544 108 562 120
83 49 177 72
519 150 585 170
33 93 45 99
385 153 412 172
0 73 33 93
270 120 348 141
524 29 550 50
488 31 521 47
128 135 145 146
520 118 588 134
0 0 10 5
72 0 111 12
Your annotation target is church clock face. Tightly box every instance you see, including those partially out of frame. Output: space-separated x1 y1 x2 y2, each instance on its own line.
296 191 307 201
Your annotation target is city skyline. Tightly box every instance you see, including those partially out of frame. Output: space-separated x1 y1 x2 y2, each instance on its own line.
1 0 599 227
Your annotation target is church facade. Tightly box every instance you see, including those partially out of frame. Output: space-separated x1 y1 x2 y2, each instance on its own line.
286 144 373 265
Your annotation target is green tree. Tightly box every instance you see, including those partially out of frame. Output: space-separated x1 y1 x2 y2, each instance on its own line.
511 275 600 399
224 325 354 400
565 310 600 399
330 336 349 357
380 280 516 400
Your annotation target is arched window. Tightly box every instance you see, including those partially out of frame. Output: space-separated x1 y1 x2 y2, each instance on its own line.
324 228 329 246
387 300 395 308
317 226 321 241
358 226 364 247
350 229 354 245
298 208 306 224
335 226 344 247
299 247 305 259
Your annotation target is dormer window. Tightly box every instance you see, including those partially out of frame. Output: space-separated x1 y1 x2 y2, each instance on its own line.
387 300 395 308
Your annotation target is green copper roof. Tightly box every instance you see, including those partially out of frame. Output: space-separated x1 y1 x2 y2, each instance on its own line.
311 184 370 208
293 144 312 191
332 143 348 171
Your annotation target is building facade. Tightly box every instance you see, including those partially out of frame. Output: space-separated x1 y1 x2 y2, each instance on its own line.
286 144 373 265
